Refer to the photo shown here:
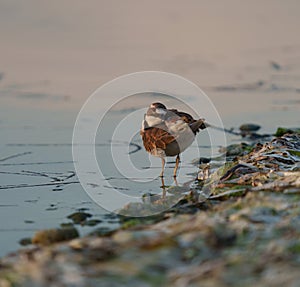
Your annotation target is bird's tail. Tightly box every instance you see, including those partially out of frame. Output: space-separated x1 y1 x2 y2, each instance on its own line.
189 118 207 134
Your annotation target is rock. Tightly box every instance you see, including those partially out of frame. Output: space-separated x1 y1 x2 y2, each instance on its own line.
219 143 252 157
67 212 92 224
239 124 261 132
2 134 300 286
19 238 32 246
274 127 300 137
32 227 79 245
82 219 102 226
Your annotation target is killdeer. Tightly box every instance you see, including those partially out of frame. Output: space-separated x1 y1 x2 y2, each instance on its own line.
140 102 206 177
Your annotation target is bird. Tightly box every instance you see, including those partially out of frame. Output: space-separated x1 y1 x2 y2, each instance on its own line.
140 102 207 177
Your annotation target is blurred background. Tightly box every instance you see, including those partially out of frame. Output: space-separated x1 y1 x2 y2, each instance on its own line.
1 0 300 124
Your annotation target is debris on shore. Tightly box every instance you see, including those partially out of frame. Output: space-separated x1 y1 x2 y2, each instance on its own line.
1 132 300 287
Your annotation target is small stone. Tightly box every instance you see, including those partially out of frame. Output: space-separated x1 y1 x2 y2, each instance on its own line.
274 127 300 137
82 219 102 226
24 220 34 224
19 237 32 246
239 123 261 132
32 227 79 245
67 212 92 224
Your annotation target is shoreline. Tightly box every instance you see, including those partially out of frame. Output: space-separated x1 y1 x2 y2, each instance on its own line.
1 132 300 286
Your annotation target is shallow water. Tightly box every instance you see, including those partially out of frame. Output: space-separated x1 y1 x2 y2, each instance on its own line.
0 1 300 256
0 90 298 256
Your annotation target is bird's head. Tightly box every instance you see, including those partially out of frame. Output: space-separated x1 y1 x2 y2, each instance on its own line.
150 102 167 110
144 102 167 128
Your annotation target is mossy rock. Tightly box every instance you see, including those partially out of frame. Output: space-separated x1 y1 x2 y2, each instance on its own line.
221 143 253 157
32 227 79 245
274 127 300 137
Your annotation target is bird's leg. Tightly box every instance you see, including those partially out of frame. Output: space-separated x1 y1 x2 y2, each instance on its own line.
173 154 180 178
173 176 178 187
160 177 166 198
160 157 165 178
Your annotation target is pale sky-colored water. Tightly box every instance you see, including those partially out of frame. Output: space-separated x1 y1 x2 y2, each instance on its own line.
0 0 300 256
1 0 300 109
0 1 299 127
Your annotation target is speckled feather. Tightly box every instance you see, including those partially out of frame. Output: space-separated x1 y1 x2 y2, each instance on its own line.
140 106 206 157
140 123 176 154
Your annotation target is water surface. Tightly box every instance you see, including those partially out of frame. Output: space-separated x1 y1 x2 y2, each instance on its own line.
0 0 300 256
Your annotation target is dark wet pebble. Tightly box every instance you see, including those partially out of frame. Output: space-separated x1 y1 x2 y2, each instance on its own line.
19 238 32 246
46 203 58 211
83 219 102 227
24 220 34 224
52 187 63 191
77 207 90 212
103 213 119 220
199 157 211 164
239 123 261 132
67 211 92 224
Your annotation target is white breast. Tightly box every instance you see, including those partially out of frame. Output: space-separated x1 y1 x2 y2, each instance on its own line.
144 115 164 127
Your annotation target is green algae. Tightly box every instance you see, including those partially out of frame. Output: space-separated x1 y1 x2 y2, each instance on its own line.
275 127 300 137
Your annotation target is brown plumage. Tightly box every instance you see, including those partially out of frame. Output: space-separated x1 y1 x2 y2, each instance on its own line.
140 102 206 177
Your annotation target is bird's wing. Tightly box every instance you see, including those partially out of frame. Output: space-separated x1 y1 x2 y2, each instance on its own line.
168 109 196 124
189 118 206 134
140 126 177 153
168 109 206 134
